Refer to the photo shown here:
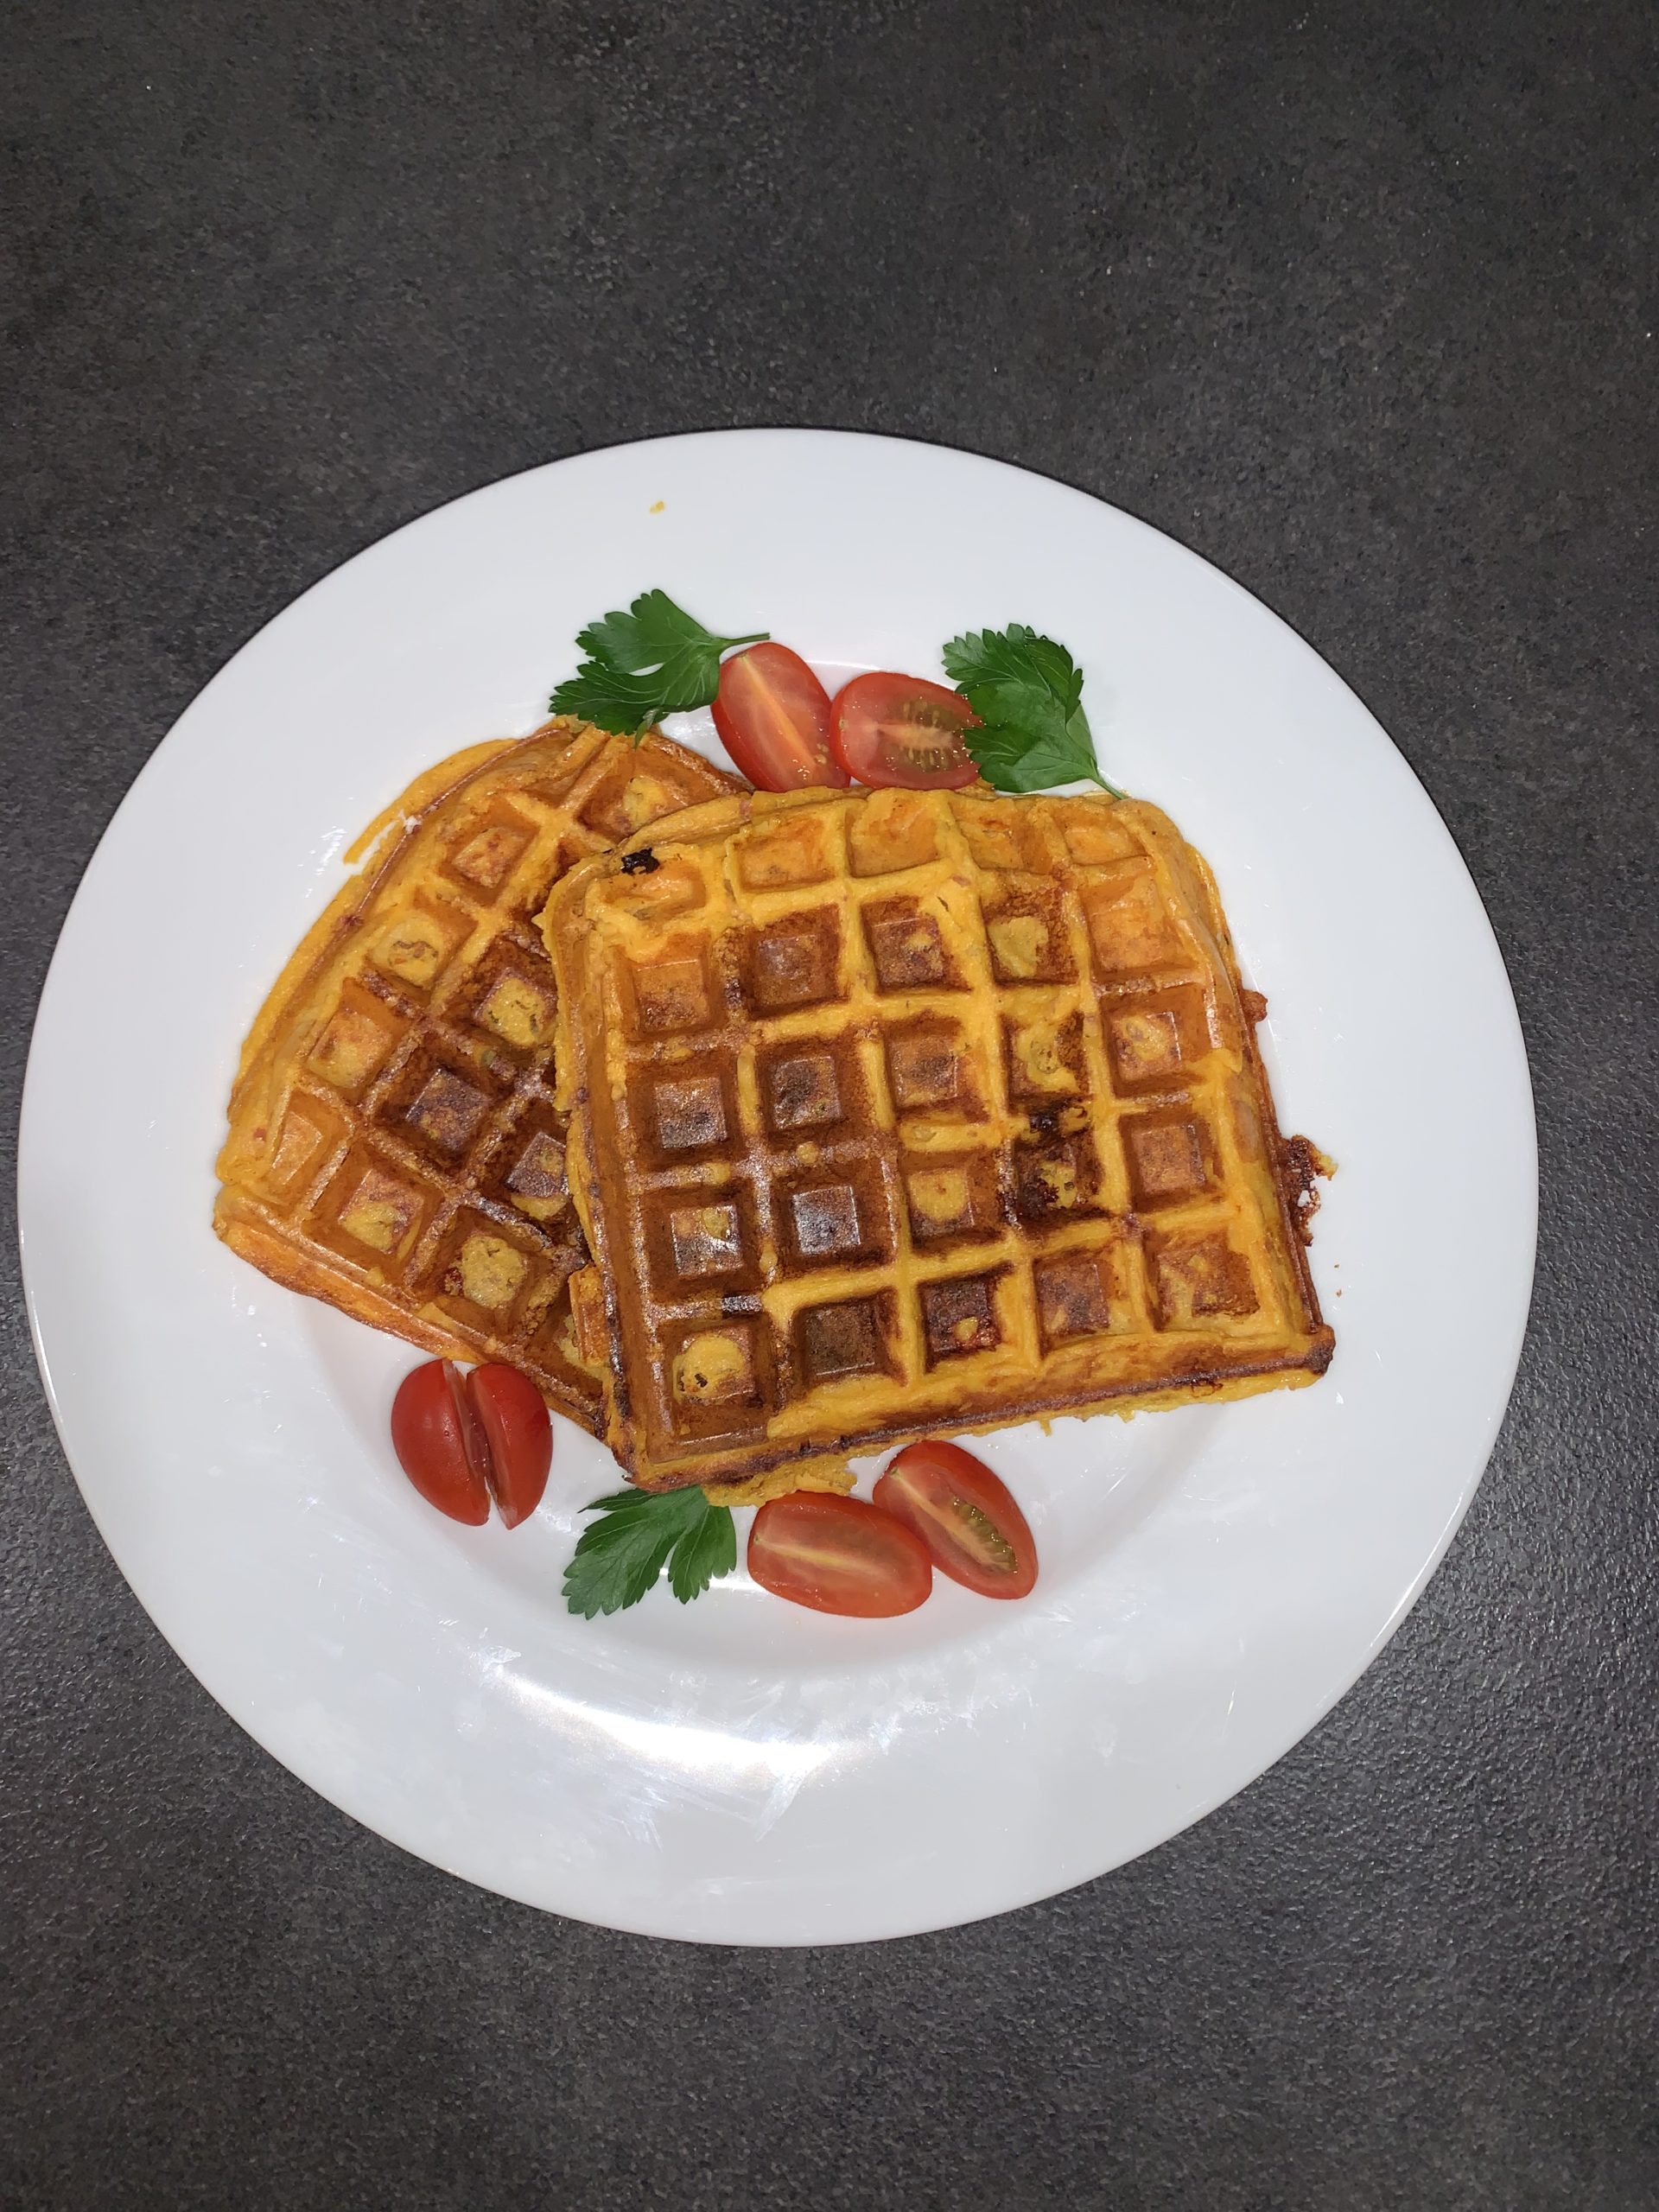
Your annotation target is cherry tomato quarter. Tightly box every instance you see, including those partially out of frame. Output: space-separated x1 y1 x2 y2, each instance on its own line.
873 1440 1038 1599
391 1359 490 1525
827 671 981 790
747 1493 932 1618
711 643 847 791
389 1358 552 1529
469 1363 552 1528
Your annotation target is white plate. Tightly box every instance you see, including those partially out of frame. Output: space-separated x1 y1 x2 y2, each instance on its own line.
19 431 1535 1944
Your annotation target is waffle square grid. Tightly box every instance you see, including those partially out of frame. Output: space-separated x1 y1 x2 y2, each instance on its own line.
214 721 743 1428
544 785 1333 1490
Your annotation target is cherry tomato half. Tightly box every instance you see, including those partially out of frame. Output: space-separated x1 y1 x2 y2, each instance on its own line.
748 1493 932 1617
390 1358 551 1529
827 671 980 790
712 643 847 791
873 1440 1038 1599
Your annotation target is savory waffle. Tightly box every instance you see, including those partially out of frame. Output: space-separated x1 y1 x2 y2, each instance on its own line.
543 785 1333 1490
214 719 744 1428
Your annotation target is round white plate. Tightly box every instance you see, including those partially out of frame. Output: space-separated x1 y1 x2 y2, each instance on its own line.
20 431 1535 1944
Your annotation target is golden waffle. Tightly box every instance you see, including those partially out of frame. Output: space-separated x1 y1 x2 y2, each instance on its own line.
215 719 744 1429
543 784 1333 1488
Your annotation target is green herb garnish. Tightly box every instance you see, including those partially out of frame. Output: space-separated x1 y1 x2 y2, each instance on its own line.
942 624 1122 796
562 1485 737 1618
550 589 766 736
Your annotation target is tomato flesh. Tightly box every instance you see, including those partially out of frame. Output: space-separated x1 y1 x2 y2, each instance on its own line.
712 643 846 791
748 1493 931 1617
827 671 980 790
390 1358 550 1529
873 1440 1038 1599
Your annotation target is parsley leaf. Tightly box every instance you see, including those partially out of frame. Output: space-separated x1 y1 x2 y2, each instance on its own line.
942 624 1122 796
665 1497 738 1602
550 589 766 736
562 1485 737 1618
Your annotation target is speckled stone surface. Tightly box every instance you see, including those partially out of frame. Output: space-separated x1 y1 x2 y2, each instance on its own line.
3 3 1656 2206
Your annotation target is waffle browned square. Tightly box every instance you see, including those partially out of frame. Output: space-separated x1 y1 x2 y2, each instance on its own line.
214 720 744 1428
543 785 1333 1491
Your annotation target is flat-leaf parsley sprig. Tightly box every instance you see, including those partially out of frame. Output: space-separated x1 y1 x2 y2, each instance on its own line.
943 624 1122 797
563 1485 737 1618
550 589 766 737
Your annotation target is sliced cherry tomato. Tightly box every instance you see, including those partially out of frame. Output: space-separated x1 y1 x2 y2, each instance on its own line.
390 1358 550 1529
712 643 847 791
827 671 980 790
468 1363 552 1527
748 1493 932 1618
873 1440 1038 1599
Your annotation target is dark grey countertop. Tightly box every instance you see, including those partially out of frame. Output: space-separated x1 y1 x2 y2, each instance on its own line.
4 3 1656 2206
